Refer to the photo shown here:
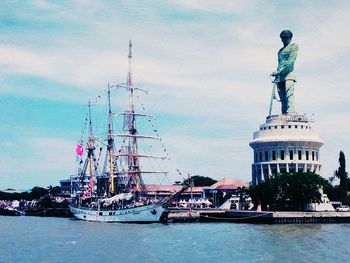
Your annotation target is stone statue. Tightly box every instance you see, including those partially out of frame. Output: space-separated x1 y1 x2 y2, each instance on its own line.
271 30 298 114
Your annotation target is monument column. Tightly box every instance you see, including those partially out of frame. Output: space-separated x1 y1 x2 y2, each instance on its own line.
249 30 323 186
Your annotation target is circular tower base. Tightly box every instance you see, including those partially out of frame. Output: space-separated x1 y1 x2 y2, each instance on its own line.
249 114 323 186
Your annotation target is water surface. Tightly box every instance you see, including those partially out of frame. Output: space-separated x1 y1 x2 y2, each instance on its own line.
1 216 349 262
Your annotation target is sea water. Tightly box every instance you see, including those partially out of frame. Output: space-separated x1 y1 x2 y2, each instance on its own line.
0 216 349 263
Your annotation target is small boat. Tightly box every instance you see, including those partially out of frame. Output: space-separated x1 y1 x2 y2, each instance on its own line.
70 42 188 222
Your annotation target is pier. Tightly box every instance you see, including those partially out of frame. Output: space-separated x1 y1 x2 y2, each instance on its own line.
168 209 350 224
200 210 350 224
271 211 350 224
167 208 225 223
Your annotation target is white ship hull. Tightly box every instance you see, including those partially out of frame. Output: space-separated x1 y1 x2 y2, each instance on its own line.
69 204 166 223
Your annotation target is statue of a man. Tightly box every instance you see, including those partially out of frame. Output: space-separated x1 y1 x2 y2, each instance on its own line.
271 30 298 114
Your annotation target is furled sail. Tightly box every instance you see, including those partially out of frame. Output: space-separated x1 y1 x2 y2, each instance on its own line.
101 193 133 205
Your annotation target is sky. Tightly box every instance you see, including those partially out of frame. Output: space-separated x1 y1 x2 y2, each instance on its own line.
0 0 350 189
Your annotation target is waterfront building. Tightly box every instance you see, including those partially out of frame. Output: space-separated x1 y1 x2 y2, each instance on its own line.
249 114 323 186
203 178 249 207
59 176 248 207
59 175 90 196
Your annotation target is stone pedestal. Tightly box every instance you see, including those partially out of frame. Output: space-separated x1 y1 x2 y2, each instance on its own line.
249 114 323 186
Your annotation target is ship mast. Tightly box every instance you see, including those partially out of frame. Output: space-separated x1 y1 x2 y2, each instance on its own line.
107 84 115 194
127 40 141 199
107 42 167 198
88 100 95 193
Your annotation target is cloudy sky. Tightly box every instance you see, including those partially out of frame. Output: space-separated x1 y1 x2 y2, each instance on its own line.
1 0 350 189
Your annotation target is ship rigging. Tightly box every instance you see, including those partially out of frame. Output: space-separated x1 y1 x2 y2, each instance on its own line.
70 42 189 222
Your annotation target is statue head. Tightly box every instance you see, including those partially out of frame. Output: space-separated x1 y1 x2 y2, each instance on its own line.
280 30 293 46
280 30 293 38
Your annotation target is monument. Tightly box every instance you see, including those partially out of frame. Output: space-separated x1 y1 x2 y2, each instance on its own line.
250 30 323 186
271 30 298 115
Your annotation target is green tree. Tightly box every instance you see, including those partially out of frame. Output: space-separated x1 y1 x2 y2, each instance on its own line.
190 175 217 186
27 186 48 200
334 151 348 189
324 183 342 202
249 172 327 211
0 185 62 201
326 151 350 204
47 185 61 196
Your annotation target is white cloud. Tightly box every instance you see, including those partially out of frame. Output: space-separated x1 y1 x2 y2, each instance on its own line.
0 46 54 78
0 136 76 188
158 133 251 183
175 0 260 13
296 4 350 65
31 0 60 10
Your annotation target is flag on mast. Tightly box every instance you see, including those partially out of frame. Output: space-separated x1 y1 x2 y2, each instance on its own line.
76 144 84 156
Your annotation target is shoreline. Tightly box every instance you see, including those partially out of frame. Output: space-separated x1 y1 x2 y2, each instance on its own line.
3 207 350 224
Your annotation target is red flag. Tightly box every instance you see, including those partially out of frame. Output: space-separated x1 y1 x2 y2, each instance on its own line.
76 144 83 156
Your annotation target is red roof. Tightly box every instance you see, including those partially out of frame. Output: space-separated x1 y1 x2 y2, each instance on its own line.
143 179 248 193
144 185 181 193
208 178 248 190
144 185 205 194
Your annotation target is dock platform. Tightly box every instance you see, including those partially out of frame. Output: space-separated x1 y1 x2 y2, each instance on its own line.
168 209 350 224
200 210 350 224
167 208 225 223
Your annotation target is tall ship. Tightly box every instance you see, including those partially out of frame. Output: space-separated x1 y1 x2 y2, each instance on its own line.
70 42 188 222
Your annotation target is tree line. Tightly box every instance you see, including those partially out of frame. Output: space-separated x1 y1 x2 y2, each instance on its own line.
0 186 61 201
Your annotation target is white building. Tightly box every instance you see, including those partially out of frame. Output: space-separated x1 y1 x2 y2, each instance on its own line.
249 114 323 186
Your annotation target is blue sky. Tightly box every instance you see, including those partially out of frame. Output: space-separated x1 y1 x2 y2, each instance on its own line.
1 0 350 189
